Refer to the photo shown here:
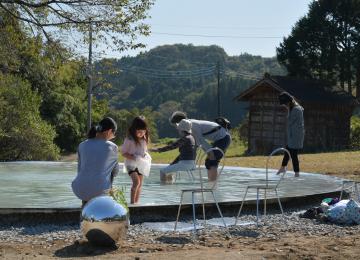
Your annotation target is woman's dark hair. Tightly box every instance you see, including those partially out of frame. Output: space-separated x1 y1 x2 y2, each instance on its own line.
278 92 294 105
128 116 149 144
87 117 117 139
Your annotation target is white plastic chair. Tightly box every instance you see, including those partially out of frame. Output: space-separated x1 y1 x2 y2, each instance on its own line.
235 147 291 226
340 180 360 202
174 147 226 232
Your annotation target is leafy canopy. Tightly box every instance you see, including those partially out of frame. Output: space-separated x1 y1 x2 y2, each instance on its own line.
0 0 154 52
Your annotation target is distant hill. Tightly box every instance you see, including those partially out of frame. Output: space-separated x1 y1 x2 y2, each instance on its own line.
95 44 286 137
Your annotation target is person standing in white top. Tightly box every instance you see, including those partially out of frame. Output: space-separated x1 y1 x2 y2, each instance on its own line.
121 116 151 204
72 117 119 206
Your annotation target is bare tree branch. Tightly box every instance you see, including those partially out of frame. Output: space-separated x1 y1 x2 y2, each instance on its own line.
0 0 153 52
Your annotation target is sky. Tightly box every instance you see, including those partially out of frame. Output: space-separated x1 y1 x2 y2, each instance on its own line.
88 0 313 59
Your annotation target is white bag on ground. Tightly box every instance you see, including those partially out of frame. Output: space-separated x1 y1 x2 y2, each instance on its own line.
344 199 360 225
326 199 360 225
326 200 349 224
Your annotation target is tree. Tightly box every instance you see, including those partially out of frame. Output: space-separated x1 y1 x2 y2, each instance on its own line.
276 0 360 95
0 0 153 52
156 101 183 138
0 74 59 160
0 11 110 154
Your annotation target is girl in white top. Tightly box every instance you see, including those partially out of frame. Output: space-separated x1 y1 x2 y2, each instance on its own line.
121 116 151 204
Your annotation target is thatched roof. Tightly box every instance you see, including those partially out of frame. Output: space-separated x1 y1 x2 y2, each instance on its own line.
235 74 358 105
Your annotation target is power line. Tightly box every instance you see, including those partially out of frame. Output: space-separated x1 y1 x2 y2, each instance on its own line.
119 65 215 75
136 53 216 65
117 64 262 80
151 31 283 39
119 67 215 79
224 71 261 80
151 23 288 30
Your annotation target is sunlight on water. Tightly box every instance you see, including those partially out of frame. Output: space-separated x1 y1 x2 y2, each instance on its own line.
0 162 344 208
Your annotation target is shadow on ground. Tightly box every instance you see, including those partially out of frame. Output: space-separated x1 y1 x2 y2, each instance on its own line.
54 240 117 258
229 229 260 238
156 235 192 245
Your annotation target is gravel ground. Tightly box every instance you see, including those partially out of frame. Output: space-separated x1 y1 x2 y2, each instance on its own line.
1 209 360 259
1 209 359 246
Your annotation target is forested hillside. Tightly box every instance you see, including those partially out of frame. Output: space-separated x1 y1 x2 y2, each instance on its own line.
96 44 286 137
0 11 286 160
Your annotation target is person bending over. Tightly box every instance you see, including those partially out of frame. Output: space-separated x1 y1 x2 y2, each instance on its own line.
169 111 231 181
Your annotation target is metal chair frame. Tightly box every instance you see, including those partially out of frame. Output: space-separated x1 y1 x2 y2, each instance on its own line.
174 147 227 232
174 146 201 183
340 180 360 202
235 147 291 226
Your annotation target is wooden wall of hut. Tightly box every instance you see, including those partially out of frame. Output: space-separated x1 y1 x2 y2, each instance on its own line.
246 86 352 154
303 104 351 151
247 86 287 154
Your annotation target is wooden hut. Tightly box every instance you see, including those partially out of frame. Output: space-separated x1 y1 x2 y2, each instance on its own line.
234 74 357 154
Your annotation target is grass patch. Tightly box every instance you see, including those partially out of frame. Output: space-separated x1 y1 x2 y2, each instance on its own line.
225 150 360 181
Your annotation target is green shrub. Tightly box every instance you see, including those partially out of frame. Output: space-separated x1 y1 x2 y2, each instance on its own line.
0 74 59 160
350 115 360 149
110 187 128 211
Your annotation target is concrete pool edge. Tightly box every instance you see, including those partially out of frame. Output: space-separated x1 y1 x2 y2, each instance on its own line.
0 190 343 224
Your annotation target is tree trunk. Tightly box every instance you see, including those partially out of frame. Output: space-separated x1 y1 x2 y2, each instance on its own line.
340 63 345 90
348 77 352 95
346 37 352 94
356 67 360 99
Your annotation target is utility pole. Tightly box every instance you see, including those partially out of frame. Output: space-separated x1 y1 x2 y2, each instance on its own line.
87 20 93 133
216 61 221 117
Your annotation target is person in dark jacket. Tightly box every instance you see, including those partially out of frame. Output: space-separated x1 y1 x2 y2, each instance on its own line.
277 92 305 177
151 119 196 183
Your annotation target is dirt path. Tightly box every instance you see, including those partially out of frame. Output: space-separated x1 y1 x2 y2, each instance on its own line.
1 232 359 260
